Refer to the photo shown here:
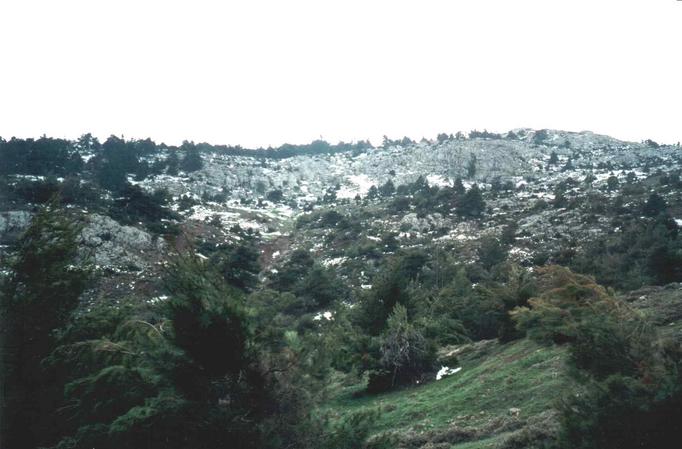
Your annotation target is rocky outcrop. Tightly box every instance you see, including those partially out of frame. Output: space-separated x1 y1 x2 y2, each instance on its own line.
400 213 446 233
0 211 32 244
80 214 165 271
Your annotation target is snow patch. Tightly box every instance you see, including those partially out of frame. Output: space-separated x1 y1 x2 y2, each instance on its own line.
313 311 333 321
426 174 452 188
436 366 461 380
323 257 347 267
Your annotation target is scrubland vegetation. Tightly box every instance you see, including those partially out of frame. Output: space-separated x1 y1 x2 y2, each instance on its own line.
2 131 682 448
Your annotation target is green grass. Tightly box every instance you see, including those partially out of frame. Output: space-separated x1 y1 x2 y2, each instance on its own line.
325 338 568 446
449 433 510 449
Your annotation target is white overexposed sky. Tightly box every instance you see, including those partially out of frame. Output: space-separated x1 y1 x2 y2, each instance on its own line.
0 0 680 147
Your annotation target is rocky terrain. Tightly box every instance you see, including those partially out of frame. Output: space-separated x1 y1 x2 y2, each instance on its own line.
2 128 682 449
2 128 681 297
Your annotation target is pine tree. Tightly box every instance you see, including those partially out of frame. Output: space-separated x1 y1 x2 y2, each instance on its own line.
0 204 90 449
453 177 465 195
47 255 266 449
643 192 667 217
466 155 477 179
375 304 434 390
179 141 203 172
166 150 180 175
379 179 395 197
458 184 485 217
548 151 559 165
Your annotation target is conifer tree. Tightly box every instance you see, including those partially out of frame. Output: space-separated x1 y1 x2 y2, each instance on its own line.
0 204 90 449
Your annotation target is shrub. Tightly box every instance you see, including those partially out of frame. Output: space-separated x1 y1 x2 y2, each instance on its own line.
377 304 435 388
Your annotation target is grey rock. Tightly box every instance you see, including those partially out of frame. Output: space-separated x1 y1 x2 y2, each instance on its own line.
80 214 164 271
0 211 32 244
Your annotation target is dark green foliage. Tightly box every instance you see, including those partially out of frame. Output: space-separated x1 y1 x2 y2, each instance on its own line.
270 249 347 312
46 256 269 449
380 232 399 252
58 178 104 208
477 236 508 270
179 141 203 172
501 222 518 245
642 192 667 216
466 154 477 178
367 185 379 199
644 138 660 148
296 264 345 309
571 215 682 289
516 268 682 449
453 177 465 195
266 189 284 202
439 281 504 341
271 248 314 291
458 184 485 217
164 256 250 380
74 133 101 154
385 175 471 217
212 240 261 291
513 266 615 344
431 264 531 342
437 133 451 143
355 250 428 336
109 184 178 230
10 176 62 204
548 151 559 166
469 129 502 139
561 158 573 172
94 136 141 191
0 136 82 176
387 196 411 214
166 150 180 175
560 370 682 449
552 184 567 209
606 174 619 191
0 205 90 449
378 179 395 197
532 129 550 145
367 304 436 393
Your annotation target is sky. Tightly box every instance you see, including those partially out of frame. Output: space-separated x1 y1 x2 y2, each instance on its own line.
0 0 680 148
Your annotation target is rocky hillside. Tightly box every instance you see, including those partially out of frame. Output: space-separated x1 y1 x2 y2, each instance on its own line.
2 129 682 449
1 128 681 300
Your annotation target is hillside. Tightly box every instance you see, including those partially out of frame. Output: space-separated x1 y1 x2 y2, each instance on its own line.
324 280 682 449
1 129 681 449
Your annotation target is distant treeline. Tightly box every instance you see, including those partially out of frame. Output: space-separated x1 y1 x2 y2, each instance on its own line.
0 135 376 176
0 129 538 177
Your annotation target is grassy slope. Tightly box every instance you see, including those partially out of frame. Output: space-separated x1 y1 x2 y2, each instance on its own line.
326 338 569 447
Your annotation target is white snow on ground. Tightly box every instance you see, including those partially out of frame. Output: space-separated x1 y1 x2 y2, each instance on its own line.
348 174 375 193
148 295 169 304
313 311 333 321
337 174 376 199
427 174 452 188
12 174 46 181
675 219 682 227
81 153 95 163
436 366 462 380
323 257 347 267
